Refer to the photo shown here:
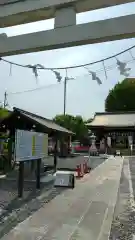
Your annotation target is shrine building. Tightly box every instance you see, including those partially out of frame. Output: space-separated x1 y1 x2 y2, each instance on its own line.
86 111 135 154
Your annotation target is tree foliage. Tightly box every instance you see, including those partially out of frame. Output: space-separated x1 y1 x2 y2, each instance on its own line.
105 78 135 112
0 107 10 119
53 114 88 141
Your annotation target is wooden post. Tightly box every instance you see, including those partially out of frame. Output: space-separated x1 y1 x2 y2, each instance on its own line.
31 160 35 172
36 158 41 189
7 137 12 171
68 135 71 155
18 161 24 198
54 137 58 172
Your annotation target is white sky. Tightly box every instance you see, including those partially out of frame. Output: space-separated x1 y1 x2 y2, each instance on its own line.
0 2 135 120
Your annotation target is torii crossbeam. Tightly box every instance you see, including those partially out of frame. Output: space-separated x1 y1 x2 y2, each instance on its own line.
0 0 134 27
0 0 135 56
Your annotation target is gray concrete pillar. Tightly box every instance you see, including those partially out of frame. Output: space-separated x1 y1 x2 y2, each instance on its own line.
54 7 76 28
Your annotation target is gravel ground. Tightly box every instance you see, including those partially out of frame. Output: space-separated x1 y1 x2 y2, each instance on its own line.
0 186 65 239
0 179 66 239
109 157 135 240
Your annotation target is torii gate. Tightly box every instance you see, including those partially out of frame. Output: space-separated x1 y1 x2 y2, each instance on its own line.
0 0 135 56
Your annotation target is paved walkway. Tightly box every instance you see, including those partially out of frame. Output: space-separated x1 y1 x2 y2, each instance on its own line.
1 156 123 240
109 157 135 239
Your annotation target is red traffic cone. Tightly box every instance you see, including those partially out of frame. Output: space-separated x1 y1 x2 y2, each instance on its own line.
80 163 84 177
76 165 81 178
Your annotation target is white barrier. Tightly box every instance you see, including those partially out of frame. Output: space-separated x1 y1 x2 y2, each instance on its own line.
54 172 75 188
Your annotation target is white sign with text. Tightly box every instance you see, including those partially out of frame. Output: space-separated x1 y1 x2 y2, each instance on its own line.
15 129 48 161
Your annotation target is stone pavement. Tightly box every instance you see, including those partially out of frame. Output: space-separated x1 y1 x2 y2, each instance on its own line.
0 155 106 238
1 156 123 240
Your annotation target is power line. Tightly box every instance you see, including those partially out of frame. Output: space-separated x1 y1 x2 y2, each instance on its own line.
8 74 88 96
2 43 134 112
7 58 135 96
92 59 134 74
1 44 135 70
8 82 63 95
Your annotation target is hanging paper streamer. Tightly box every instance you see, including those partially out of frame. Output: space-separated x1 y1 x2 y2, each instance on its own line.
26 64 38 84
129 50 135 60
52 70 62 82
26 64 63 83
88 70 102 85
2 44 135 91
9 63 12 76
102 61 107 80
116 59 131 77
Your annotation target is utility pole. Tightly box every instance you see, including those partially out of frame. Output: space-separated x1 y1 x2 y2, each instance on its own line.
3 91 8 108
63 69 68 116
63 70 74 115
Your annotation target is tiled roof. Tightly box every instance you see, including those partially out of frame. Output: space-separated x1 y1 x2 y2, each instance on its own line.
86 112 135 127
14 107 73 134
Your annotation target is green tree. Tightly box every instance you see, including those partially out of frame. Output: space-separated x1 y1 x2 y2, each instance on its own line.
0 107 10 119
105 78 135 112
53 114 88 141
